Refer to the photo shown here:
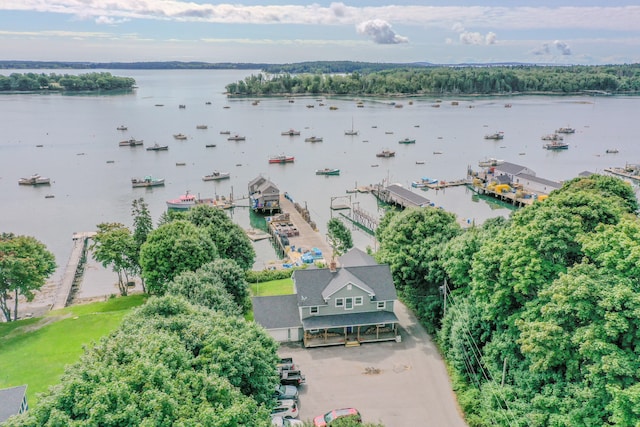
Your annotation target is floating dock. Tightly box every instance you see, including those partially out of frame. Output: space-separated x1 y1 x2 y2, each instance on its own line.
371 183 431 209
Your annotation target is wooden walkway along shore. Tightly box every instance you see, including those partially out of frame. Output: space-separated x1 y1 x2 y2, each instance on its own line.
268 194 334 266
52 232 95 310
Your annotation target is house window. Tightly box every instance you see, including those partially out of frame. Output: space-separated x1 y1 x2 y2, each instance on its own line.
355 296 363 306
345 297 353 310
377 301 386 309
336 298 344 308
310 306 318 314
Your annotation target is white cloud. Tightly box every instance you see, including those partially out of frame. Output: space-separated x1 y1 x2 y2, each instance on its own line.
453 23 496 46
95 16 129 25
0 2 638 31
356 19 408 44
553 40 571 55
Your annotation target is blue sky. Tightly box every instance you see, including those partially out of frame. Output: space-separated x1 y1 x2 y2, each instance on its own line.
1 1 639 65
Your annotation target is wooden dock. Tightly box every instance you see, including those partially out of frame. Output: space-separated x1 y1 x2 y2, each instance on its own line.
52 232 95 310
267 194 334 266
372 183 432 209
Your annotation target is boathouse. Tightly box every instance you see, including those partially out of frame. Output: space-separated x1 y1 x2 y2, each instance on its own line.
248 175 281 213
252 248 400 347
492 162 561 195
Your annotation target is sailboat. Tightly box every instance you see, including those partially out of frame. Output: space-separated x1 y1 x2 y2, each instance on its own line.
344 117 358 135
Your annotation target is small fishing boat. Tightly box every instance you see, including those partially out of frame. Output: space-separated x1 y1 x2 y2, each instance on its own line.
202 171 231 181
269 155 295 164
541 133 563 141
227 134 246 141
304 136 323 142
175 162 186 166
398 138 416 144
281 129 301 136
484 132 504 140
18 173 50 186
556 127 575 134
173 133 187 140
178 104 186 109
205 144 217 148
116 125 127 130
376 149 395 158
132 176 165 188
315 168 340 176
166 191 196 209
219 130 231 135
415 160 425 164
146 143 169 151
119 138 143 147
478 158 504 167
196 125 208 129
606 148 619 154
543 140 569 150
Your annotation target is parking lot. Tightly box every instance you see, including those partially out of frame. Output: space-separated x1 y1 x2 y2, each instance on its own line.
278 302 468 427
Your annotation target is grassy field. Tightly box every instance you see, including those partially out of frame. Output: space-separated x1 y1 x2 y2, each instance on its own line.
0 294 147 404
250 278 293 296
0 279 293 406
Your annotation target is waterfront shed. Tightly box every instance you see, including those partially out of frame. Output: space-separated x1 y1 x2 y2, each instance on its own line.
248 175 280 213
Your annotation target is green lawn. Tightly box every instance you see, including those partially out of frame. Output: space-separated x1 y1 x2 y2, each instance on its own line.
0 294 147 405
250 278 293 296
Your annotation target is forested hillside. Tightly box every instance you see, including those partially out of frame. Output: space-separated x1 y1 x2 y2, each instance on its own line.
226 64 640 95
0 72 135 92
375 174 640 426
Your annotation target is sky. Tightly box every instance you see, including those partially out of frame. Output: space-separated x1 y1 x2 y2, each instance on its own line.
1 1 640 65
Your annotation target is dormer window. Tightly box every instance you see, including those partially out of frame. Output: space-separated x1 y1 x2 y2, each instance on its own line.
377 301 386 309
310 306 318 314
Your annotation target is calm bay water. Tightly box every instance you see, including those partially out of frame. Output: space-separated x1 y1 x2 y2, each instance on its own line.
2 69 639 283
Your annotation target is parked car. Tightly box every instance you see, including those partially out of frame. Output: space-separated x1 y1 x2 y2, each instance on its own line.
278 357 297 372
271 399 299 419
313 408 362 426
274 384 299 401
280 370 306 386
271 415 304 426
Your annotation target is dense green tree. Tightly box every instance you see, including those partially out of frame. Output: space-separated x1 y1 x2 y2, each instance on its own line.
91 222 137 296
131 198 153 292
375 207 461 333
327 218 353 257
139 220 218 295
0 233 56 321
167 267 242 316
184 205 255 270
7 298 277 427
197 258 251 312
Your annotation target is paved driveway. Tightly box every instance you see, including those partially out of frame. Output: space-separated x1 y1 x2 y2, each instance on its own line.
278 302 468 427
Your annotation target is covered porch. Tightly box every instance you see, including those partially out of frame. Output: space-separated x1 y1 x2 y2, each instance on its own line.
302 311 400 348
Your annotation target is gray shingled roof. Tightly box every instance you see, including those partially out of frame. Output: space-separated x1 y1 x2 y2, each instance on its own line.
302 310 399 329
321 268 375 300
0 385 27 423
294 264 397 308
338 247 377 267
517 172 561 189
495 162 530 175
252 295 301 330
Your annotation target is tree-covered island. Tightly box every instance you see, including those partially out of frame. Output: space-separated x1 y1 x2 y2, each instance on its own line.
225 64 640 96
0 72 136 92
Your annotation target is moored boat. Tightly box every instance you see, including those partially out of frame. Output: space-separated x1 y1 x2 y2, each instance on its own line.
196 125 208 129
543 140 569 150
606 148 619 154
219 130 231 134
173 133 187 140
556 127 575 134
398 137 416 144
315 168 340 176
484 132 504 140
478 158 504 167
202 171 231 181
18 174 50 186
281 129 301 136
116 125 127 130
269 155 295 164
146 143 169 151
131 176 165 188
541 133 563 141
119 138 143 147
166 191 197 209
304 136 323 142
205 144 217 148
376 149 395 158
227 134 246 141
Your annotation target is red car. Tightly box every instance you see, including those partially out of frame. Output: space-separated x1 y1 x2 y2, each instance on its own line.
313 408 362 426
